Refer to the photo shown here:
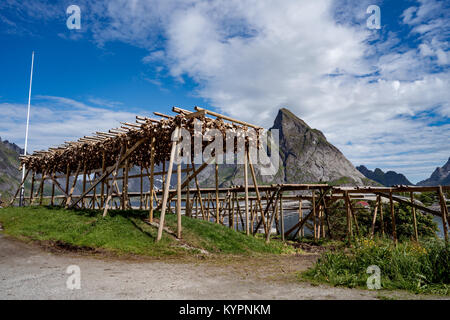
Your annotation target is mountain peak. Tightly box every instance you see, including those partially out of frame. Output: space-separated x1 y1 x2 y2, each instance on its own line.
417 157 450 186
271 108 366 185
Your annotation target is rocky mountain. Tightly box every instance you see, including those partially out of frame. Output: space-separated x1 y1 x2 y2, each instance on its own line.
271 108 369 185
417 158 450 186
356 165 412 186
0 137 23 201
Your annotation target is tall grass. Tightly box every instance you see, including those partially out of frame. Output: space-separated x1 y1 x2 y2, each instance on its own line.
302 238 449 295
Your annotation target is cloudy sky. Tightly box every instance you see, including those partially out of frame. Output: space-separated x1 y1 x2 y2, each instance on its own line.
0 0 449 183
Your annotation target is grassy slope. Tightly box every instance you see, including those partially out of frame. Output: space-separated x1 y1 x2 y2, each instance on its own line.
0 206 288 257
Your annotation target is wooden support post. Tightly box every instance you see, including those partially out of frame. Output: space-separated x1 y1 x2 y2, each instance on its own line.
389 191 398 245
379 198 385 236
100 151 105 209
297 199 303 238
438 186 449 243
91 172 97 209
29 171 35 205
186 164 191 218
162 161 166 193
410 192 419 242
370 196 379 239
156 127 179 242
82 163 87 209
176 129 182 239
8 169 30 207
248 155 267 236
122 146 129 210
50 171 55 206
140 167 143 210
280 192 285 241
265 190 281 243
103 146 125 216
244 150 250 236
38 171 45 206
345 191 352 242
215 163 220 224
313 191 317 241
149 137 155 222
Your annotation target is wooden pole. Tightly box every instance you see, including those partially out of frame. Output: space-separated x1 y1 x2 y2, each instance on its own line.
297 199 303 238
280 192 285 241
82 163 87 209
176 129 182 239
186 164 191 217
149 137 155 222
28 171 35 205
156 127 179 242
244 150 250 236
370 196 379 238
389 191 398 245
215 163 220 224
38 171 45 206
410 192 419 241
313 191 317 241
140 167 143 210
438 186 449 243
248 156 267 236
103 146 125 216
379 198 385 236
345 191 352 242
50 171 55 206
100 151 105 208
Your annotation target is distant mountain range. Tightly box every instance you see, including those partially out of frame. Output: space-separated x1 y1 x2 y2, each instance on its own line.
417 158 450 186
356 166 412 187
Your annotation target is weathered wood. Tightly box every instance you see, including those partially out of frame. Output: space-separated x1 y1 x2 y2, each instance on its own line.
370 196 380 238
389 191 398 245
248 156 267 236
157 127 179 242
280 192 285 241
438 186 449 243
100 151 106 208
344 190 352 241
410 192 418 241
8 169 30 206
215 163 220 224
149 136 155 222
103 146 125 217
65 164 82 208
176 128 182 239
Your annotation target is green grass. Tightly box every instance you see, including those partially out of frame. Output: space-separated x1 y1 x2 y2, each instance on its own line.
0 206 287 257
301 238 450 295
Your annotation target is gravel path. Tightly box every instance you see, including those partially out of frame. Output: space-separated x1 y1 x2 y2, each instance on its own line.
0 233 383 300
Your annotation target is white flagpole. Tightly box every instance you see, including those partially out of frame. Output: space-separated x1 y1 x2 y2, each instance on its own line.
19 51 34 206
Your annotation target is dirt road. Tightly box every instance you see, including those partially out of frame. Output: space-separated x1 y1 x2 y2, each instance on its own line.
0 233 413 300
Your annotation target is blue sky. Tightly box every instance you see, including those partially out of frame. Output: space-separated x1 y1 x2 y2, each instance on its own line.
0 0 449 183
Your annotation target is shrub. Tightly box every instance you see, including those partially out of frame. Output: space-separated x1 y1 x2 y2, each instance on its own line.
302 238 449 295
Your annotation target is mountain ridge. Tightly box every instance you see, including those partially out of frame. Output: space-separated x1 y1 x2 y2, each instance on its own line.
356 165 412 187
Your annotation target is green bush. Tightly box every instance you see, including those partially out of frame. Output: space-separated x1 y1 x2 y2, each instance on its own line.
302 238 449 295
